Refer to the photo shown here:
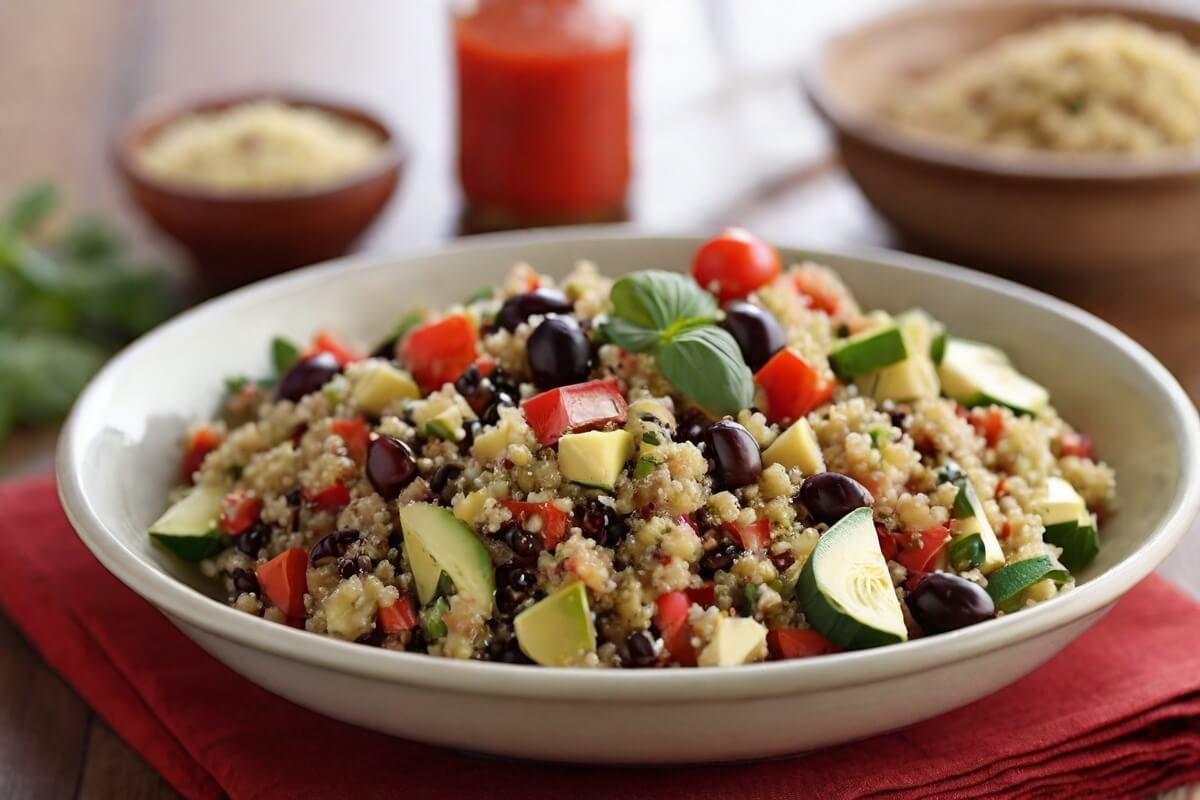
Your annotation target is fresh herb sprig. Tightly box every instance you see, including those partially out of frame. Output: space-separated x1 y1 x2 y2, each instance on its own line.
600 270 754 416
0 183 178 441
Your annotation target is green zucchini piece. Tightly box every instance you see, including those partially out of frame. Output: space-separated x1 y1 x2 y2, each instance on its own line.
948 533 986 571
938 338 1049 417
420 596 450 641
829 324 907 378
985 556 1070 612
797 507 907 649
148 486 227 562
1045 509 1100 572
940 462 1005 574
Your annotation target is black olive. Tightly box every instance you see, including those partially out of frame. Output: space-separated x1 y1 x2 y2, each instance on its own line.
276 352 341 403
366 435 418 499
906 573 995 634
720 301 786 371
496 288 574 332
798 472 873 525
527 316 592 389
706 420 763 489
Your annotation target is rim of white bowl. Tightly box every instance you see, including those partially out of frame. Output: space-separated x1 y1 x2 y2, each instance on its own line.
58 226 1200 703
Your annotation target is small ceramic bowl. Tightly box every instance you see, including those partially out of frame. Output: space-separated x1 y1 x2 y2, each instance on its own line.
805 0 1200 280
57 230 1200 763
115 92 405 292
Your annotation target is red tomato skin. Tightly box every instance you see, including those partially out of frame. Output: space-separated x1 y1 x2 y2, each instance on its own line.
499 500 569 551
220 491 262 535
520 378 627 446
378 597 418 633
401 315 478 392
654 591 697 666
754 348 835 424
791 270 844 317
895 525 951 573
305 483 351 511
767 628 841 660
1060 431 1094 459
723 518 770 553
182 426 222 482
331 417 370 463
302 329 363 367
691 228 782 302
257 548 309 618
684 584 716 607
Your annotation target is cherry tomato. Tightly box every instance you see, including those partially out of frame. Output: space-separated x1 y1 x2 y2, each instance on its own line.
691 228 782 302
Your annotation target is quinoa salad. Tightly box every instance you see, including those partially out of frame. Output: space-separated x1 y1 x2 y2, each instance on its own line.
151 230 1116 668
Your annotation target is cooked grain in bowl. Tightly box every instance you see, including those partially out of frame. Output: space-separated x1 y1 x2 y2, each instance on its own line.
893 16 1200 154
150 230 1115 668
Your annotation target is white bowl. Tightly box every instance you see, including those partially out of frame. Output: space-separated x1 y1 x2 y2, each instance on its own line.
58 230 1200 763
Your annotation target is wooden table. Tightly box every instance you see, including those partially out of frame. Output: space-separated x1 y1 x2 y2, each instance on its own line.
2 1 1197 797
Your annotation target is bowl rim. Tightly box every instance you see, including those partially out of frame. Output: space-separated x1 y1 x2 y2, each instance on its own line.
113 89 408 204
57 226 1200 703
804 0 1200 183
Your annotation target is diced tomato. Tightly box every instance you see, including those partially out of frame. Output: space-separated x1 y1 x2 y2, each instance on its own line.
378 596 419 633
305 482 351 511
724 518 770 553
895 525 951 573
181 426 222 481
1000 521 1012 540
675 514 699 534
401 314 478 392
971 408 1004 448
995 478 1007 496
691 228 782 302
500 500 569 551
256 548 309 618
876 523 898 562
520 378 628 446
767 628 841 660
473 355 497 378
220 491 262 535
754 348 836 424
1060 431 1094 459
654 591 696 666
685 584 716 607
301 329 363 367
791 270 843 317
524 273 541 291
905 571 927 592
331 417 370 463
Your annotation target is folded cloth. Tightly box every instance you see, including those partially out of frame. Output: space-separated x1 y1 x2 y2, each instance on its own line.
2 474 1198 800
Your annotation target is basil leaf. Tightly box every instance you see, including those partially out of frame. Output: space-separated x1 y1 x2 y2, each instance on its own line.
656 326 753 417
599 317 662 354
5 182 59 233
271 336 301 376
610 270 718 332
0 331 106 424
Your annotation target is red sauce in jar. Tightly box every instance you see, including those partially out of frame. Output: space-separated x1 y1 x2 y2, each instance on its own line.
455 0 631 230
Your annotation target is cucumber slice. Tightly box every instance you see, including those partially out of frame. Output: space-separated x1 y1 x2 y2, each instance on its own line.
942 464 1005 574
420 596 451 641
797 507 907 649
829 324 907 378
1045 509 1100 572
948 532 986 571
985 556 1070 612
403 533 442 605
938 338 1049 417
398 504 495 616
148 486 227 561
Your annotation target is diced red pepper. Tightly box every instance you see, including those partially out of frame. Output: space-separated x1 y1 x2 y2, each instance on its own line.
181 426 222 481
685 584 716 607
654 591 696 666
520 378 628 446
305 482 351 511
331 417 370 463
754 348 836 424
220 491 262 535
792 270 843 317
1060 431 1094 459
401 314 478 392
876 523 898 562
971 408 1004 448
256 548 309 618
895 525 951 573
500 500 569 551
378 596 419 633
723 518 770 553
302 329 363 367
767 628 841 660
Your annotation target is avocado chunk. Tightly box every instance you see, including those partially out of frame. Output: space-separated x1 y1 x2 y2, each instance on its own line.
425 405 464 442
397 503 495 616
938 338 1049 416
863 310 941 403
762 418 825 476
944 465 1005 575
698 615 768 666
350 362 420 415
514 581 596 666
558 429 635 490
403 532 442 606
829 322 907 378
797 507 907 649
148 486 226 561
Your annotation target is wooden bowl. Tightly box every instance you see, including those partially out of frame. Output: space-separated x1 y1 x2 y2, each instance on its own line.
805 0 1200 281
115 93 405 292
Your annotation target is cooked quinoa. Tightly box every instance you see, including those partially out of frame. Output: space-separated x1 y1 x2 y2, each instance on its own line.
155 232 1115 668
136 100 384 194
892 17 1200 154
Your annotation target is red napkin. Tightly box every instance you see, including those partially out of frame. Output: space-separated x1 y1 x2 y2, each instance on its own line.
2 474 1199 800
